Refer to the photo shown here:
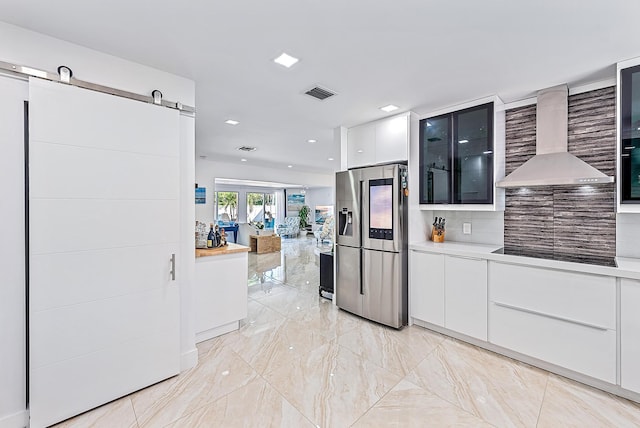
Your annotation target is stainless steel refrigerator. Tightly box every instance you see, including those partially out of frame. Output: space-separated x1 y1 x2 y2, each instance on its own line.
335 163 408 329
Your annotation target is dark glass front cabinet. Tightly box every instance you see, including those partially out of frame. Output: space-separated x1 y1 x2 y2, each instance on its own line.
621 65 640 203
419 102 494 204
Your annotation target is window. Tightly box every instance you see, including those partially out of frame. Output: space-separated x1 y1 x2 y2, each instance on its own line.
264 194 276 228
246 192 265 224
246 192 277 228
215 191 238 223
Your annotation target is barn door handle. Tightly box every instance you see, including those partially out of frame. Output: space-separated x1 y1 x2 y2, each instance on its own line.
170 253 176 281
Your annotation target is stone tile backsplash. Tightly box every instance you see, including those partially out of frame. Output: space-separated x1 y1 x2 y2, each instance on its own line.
504 87 616 257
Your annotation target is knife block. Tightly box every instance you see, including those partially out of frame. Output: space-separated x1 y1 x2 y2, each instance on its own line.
431 228 445 243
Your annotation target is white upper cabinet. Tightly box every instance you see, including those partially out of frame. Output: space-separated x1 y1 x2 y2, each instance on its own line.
375 114 409 163
347 123 376 168
346 112 412 169
417 96 505 211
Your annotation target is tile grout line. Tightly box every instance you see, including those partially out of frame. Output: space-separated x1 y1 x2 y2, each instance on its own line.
168 348 266 426
348 371 406 427
257 338 337 428
150 346 265 428
128 396 141 428
535 374 550 427
403 340 496 425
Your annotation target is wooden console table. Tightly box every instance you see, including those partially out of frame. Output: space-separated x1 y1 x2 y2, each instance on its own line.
249 234 281 254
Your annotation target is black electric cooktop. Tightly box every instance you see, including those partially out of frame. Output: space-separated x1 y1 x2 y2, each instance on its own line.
492 246 617 268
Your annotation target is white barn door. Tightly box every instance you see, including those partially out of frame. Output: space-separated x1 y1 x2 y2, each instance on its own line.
28 78 181 428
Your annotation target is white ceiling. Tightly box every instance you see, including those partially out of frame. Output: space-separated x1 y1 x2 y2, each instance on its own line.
1 1 639 174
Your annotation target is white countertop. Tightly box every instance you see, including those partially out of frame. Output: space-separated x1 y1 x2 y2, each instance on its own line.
410 241 502 256
409 241 640 280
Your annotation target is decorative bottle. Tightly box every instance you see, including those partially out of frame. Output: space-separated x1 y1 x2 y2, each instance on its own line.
207 223 215 248
214 225 222 248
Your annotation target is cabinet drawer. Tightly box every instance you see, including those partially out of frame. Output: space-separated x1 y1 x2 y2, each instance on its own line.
490 303 616 383
489 262 616 329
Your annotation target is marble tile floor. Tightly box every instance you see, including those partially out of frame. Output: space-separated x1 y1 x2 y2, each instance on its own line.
55 235 640 427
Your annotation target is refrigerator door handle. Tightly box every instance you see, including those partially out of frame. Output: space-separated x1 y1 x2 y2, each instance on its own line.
359 248 364 295
359 179 365 247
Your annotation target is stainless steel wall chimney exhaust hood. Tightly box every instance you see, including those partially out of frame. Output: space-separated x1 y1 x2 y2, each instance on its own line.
496 85 614 188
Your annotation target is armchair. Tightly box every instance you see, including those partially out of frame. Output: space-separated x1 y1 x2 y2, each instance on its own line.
278 216 300 238
314 215 334 246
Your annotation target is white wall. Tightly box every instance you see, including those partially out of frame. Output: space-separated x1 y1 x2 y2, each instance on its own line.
0 75 28 428
0 21 194 106
195 158 334 226
617 214 640 258
0 22 195 427
301 187 335 231
419 210 504 246
179 115 197 370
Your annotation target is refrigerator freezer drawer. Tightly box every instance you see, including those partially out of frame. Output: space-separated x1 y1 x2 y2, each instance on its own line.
362 249 407 328
336 245 363 317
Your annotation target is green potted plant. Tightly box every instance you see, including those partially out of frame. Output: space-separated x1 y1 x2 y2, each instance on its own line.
298 205 310 231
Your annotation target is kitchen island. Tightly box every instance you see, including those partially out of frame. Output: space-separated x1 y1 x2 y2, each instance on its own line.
409 240 640 404
195 243 250 343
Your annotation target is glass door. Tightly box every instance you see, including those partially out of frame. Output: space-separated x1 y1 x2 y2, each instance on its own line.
453 103 494 204
419 114 451 204
621 64 640 203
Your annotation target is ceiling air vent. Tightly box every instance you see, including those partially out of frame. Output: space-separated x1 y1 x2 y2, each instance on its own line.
304 86 336 101
237 146 257 152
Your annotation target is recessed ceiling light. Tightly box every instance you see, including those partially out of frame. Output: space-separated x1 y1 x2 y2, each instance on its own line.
357 149 364 153
458 139 469 144
287 165 293 168
328 157 334 161
274 53 299 68
380 104 399 113
240 158 247 162
225 119 239 125
307 139 317 143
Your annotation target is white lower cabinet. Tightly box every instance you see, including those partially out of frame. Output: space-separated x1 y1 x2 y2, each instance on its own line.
488 262 617 383
408 248 640 394
194 252 248 343
621 279 640 393
444 256 487 340
409 250 444 326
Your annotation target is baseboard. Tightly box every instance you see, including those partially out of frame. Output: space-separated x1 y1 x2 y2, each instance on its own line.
0 410 28 428
180 347 198 372
195 321 239 344
411 318 640 404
